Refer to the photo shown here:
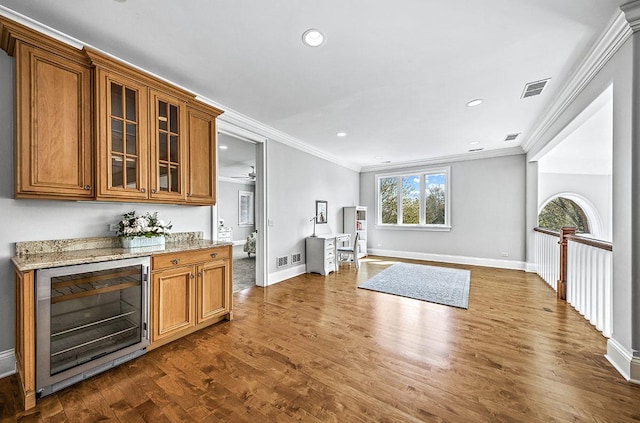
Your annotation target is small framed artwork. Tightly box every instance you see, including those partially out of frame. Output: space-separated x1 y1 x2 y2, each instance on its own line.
316 200 328 224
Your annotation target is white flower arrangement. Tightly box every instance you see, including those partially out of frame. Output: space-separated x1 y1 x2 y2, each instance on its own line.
117 211 172 238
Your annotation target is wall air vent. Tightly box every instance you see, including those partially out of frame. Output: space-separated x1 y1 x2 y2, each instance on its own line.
291 252 302 265
468 148 484 152
276 256 289 269
504 133 520 142
521 78 550 98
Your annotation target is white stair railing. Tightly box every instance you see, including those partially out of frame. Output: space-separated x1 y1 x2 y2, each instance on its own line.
534 228 560 291
566 236 613 338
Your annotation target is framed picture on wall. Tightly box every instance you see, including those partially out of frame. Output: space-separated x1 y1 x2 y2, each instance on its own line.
316 200 328 224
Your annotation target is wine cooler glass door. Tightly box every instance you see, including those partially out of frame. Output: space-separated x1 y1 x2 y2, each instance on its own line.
36 257 149 395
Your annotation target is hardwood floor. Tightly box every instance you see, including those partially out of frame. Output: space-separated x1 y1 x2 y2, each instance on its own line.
2 256 640 422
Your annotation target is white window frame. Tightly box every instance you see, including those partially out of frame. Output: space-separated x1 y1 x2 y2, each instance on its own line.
375 166 451 231
238 190 254 226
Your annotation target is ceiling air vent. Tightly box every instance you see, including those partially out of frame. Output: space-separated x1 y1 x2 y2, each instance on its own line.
521 78 550 99
504 133 520 142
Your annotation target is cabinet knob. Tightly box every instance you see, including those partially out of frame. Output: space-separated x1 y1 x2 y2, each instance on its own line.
152 189 157 194
198 271 203 277
83 184 91 190
210 253 218 258
187 192 192 197
171 259 180 265
140 188 146 193
190 273 195 279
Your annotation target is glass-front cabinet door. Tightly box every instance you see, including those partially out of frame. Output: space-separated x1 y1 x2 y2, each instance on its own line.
150 89 187 201
95 69 149 200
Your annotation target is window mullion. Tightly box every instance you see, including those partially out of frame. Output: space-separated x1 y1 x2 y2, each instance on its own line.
396 177 402 224
419 173 425 225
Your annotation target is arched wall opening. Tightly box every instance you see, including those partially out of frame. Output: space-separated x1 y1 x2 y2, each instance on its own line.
538 193 603 239
532 84 613 242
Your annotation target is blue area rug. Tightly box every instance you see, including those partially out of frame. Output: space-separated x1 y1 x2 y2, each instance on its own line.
358 263 470 309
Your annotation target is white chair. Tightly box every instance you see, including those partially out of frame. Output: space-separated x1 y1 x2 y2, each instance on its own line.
337 232 359 270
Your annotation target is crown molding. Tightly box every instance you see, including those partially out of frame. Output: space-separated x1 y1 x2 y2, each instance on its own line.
621 0 640 31
522 10 632 154
359 146 524 173
0 6 84 49
196 95 362 173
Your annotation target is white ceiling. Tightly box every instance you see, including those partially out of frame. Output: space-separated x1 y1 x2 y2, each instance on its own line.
0 0 626 170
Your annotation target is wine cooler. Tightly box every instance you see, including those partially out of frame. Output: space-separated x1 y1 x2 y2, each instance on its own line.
35 257 150 397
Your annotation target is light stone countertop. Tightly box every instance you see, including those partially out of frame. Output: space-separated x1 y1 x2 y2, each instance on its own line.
12 233 232 271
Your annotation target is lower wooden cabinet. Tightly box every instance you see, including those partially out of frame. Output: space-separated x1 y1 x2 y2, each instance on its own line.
151 265 196 341
14 268 36 411
150 246 232 348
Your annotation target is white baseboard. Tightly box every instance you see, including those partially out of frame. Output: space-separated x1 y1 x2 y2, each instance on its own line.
606 338 640 384
525 262 537 273
267 264 306 286
368 248 526 271
0 349 15 379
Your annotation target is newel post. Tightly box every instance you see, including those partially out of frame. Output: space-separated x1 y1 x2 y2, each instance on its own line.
557 226 576 300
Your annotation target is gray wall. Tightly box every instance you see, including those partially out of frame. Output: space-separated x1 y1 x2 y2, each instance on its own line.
0 51 213 353
266 141 359 274
217 180 255 242
526 36 636 352
360 154 526 262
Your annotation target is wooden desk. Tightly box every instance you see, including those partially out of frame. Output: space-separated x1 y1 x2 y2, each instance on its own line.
306 233 350 275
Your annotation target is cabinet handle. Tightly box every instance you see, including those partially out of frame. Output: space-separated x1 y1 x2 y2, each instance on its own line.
140 188 146 193
190 273 195 279
198 271 203 277
83 184 91 190
210 253 218 258
171 259 180 265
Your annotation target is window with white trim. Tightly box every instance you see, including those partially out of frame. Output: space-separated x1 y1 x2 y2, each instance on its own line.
376 167 450 229
238 191 254 226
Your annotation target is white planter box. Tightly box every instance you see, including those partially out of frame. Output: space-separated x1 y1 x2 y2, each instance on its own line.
121 236 165 249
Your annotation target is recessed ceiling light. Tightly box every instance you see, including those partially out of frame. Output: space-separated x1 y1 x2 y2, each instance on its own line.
336 131 347 137
219 145 228 150
466 99 484 107
302 29 325 47
469 141 480 145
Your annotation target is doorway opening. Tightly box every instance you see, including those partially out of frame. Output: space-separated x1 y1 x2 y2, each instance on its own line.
216 132 260 292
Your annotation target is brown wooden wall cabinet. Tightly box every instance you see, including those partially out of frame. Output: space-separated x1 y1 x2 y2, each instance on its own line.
93 65 150 200
150 246 232 349
13 41 93 200
187 102 218 204
0 17 223 205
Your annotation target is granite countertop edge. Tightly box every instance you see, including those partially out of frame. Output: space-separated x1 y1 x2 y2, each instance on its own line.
12 239 233 272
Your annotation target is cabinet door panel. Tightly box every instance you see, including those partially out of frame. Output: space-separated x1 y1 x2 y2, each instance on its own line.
197 260 230 324
95 69 148 200
187 106 216 204
15 43 92 199
152 266 195 342
149 89 186 202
